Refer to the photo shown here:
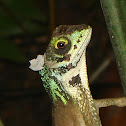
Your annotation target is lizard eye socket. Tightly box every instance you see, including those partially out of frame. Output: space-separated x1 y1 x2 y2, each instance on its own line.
57 41 65 49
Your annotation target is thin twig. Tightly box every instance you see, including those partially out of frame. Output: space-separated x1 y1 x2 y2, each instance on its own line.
89 55 114 84
94 97 126 109
49 0 55 33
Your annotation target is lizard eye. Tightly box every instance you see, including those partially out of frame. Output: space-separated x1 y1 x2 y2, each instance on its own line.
57 41 65 49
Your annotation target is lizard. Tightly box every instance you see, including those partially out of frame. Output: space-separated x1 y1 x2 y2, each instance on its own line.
30 24 102 126
29 24 126 126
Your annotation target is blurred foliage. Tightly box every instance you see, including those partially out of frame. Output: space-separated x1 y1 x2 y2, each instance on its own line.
0 0 47 63
0 120 4 126
100 0 126 94
0 39 27 62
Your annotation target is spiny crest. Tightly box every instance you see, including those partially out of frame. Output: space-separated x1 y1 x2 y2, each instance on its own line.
39 64 70 104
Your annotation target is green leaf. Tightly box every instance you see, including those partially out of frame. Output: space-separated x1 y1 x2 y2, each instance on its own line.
100 0 126 94
0 39 26 63
0 0 46 37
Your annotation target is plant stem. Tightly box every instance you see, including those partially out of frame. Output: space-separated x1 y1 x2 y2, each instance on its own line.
100 0 126 95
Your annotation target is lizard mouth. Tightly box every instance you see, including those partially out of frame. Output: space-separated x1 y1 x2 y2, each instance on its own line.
68 28 92 68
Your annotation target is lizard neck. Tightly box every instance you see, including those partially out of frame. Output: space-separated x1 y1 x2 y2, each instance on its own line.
59 50 90 100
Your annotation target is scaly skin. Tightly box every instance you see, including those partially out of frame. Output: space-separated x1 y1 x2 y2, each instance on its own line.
39 24 102 125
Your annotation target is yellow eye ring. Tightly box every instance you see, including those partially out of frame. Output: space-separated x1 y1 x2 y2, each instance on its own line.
52 37 69 49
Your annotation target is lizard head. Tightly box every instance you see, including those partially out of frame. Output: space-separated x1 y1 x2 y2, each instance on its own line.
45 24 92 70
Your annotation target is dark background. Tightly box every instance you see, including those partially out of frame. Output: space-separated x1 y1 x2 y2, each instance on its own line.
0 0 126 126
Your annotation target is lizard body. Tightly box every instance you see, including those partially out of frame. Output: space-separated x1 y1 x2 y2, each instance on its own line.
39 24 102 126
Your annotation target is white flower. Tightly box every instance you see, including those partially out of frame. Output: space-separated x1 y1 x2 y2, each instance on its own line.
29 55 44 71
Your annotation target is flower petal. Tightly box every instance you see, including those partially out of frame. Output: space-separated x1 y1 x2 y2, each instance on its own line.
29 55 44 71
